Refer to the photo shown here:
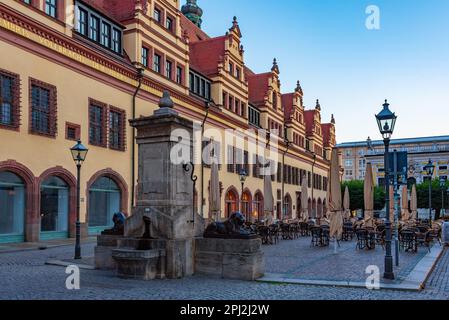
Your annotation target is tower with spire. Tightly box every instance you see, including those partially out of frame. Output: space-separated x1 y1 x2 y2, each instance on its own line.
181 0 203 28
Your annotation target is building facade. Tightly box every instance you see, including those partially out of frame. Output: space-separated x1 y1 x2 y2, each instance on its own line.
0 0 336 244
337 136 449 186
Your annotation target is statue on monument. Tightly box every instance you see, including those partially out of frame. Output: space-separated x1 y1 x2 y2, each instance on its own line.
101 212 127 236
204 212 258 239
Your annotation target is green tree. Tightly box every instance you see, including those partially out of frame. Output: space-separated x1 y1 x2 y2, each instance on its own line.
341 180 385 211
416 179 449 220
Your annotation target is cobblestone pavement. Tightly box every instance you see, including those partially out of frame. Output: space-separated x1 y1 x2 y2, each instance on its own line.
263 237 428 283
0 242 448 300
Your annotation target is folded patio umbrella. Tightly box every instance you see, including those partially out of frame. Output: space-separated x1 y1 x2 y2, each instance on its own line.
301 173 309 222
364 162 375 228
263 167 274 224
410 184 418 221
401 186 410 222
209 155 221 221
329 149 343 240
343 186 351 220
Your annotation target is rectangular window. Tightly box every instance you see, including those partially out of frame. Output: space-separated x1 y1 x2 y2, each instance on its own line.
89 100 106 147
65 123 80 141
77 8 88 36
229 62 234 75
166 60 173 79
23 0 31 4
45 0 57 18
100 22 111 48
154 8 161 23
112 28 121 53
227 146 234 173
176 66 183 84
109 108 125 151
229 96 234 112
30 80 57 136
89 15 100 42
166 17 173 31
142 47 149 67
205 82 211 100
200 79 206 97
189 72 194 91
236 67 241 80
235 99 240 115
0 72 19 128
193 75 199 94
153 54 161 73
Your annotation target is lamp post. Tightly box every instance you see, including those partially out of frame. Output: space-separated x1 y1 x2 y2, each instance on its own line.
239 168 247 218
424 159 435 225
70 140 88 260
375 99 397 280
281 128 292 221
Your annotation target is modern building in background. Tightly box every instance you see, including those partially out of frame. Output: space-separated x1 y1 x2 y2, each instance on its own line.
337 136 449 186
0 0 336 244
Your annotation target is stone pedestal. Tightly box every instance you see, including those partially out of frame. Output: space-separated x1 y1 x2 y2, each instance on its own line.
94 235 123 270
195 238 265 281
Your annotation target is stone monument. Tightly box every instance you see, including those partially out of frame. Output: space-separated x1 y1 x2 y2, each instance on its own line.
112 91 195 279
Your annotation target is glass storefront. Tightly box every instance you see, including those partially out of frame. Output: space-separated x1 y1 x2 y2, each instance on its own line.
88 177 120 235
0 172 25 243
40 176 69 240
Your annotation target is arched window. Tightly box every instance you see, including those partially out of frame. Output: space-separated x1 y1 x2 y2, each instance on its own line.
253 192 264 222
283 194 292 219
40 176 69 239
88 177 121 234
0 171 25 243
225 188 238 218
241 190 252 222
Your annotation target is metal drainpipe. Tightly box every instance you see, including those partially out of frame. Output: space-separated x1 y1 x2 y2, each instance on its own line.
131 68 144 208
200 101 211 219
311 152 317 219
281 128 291 221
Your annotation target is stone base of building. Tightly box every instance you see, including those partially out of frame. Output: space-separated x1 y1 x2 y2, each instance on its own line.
194 238 264 281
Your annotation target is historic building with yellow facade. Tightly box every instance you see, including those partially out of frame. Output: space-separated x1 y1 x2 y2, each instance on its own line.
0 0 336 244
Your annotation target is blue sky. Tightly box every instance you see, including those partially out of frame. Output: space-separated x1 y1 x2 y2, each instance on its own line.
198 0 449 143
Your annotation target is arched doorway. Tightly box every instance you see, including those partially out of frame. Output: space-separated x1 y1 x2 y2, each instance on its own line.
88 177 121 235
323 199 327 217
312 199 317 218
253 191 264 222
40 176 69 240
0 171 25 243
317 198 323 218
283 193 292 219
225 187 239 218
241 189 252 222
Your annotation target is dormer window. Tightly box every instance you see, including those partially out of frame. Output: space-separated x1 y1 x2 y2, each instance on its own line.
229 62 234 75
166 17 174 32
154 8 161 23
272 92 277 109
236 67 241 80
75 1 123 55
45 0 57 18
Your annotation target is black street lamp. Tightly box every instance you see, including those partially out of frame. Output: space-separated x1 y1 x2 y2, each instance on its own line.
70 140 88 260
239 168 247 217
375 99 397 280
424 159 435 225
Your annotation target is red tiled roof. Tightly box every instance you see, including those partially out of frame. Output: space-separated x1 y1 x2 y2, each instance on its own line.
189 36 226 76
321 123 334 147
304 110 316 136
282 93 294 121
180 14 210 43
81 0 133 25
247 73 271 104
